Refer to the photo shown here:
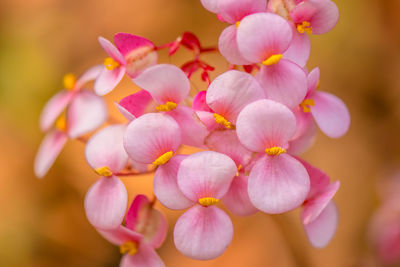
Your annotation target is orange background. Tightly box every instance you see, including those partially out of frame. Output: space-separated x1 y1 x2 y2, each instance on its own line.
1 0 400 266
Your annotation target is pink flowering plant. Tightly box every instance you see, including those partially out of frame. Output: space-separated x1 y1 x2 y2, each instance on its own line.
35 0 350 265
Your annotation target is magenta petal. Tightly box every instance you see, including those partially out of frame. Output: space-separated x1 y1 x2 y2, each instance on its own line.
218 25 252 65
304 201 338 248
217 0 267 23
133 64 190 104
39 90 74 132
85 124 128 174
97 225 143 246
94 66 126 96
154 155 194 210
98 36 126 64
114 33 155 57
248 154 310 214
283 26 310 67
193 91 213 112
206 70 265 124
288 109 317 155
174 205 233 260
67 91 107 138
311 91 350 138
168 106 209 148
256 59 308 109
307 67 320 94
124 113 181 164
84 176 127 230
177 151 237 201
236 99 297 152
118 90 155 120
34 130 68 178
75 65 103 89
236 13 293 63
120 243 165 267
223 174 258 216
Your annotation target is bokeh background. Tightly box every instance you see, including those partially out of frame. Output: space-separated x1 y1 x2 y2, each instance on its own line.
1 0 400 266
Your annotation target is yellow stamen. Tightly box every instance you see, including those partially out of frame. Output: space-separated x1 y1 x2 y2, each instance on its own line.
297 21 313 34
155 101 177 112
104 57 121 71
262 54 283 66
198 197 219 207
299 99 315 113
235 21 240 28
94 166 113 177
153 151 173 166
236 164 243 176
63 73 77 90
120 241 138 255
55 114 67 132
265 146 286 156
213 113 232 129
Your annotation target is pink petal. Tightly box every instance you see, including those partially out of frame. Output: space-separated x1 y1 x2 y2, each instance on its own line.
206 70 265 124
120 243 165 267
125 195 168 248
115 103 136 121
248 154 310 213
217 0 267 23
283 26 311 67
67 91 107 138
310 91 350 138
97 225 143 246
34 130 68 178
236 12 293 63
133 64 190 104
75 64 103 89
94 66 126 96
154 155 194 210
117 90 155 120
85 124 128 174
174 205 233 260
168 106 209 148
288 109 317 155
193 91 213 112
114 33 155 57
218 25 252 65
98 36 126 65
222 174 258 216
256 59 308 109
304 201 338 248
236 99 297 152
205 130 252 167
177 151 237 202
195 111 222 131
200 0 220 13
129 159 150 173
299 158 330 198
124 113 181 164
84 176 127 230
39 90 74 132
307 67 320 94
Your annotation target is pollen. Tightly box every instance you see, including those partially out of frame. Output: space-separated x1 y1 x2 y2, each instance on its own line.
236 164 243 176
63 73 77 90
213 113 232 129
299 99 315 113
262 54 283 66
104 57 121 71
120 241 138 256
297 21 313 34
265 146 286 156
156 101 177 112
198 197 219 207
153 151 173 166
55 114 67 132
235 21 240 28
94 166 113 177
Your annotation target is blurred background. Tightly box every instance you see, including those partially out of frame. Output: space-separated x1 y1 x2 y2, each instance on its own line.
1 0 400 266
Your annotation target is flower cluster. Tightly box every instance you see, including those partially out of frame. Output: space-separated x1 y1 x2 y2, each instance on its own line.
34 0 349 265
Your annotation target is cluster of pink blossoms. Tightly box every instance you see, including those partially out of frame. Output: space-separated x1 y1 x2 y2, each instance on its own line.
34 0 350 265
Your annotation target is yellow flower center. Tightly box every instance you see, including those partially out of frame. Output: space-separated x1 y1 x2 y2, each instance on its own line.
63 73 77 90
213 113 232 129
236 164 243 176
299 99 315 113
119 241 138 255
104 57 121 71
153 151 173 166
94 166 113 177
262 54 283 66
198 197 219 207
265 146 286 156
297 21 313 34
235 21 241 28
55 114 67 132
156 101 177 112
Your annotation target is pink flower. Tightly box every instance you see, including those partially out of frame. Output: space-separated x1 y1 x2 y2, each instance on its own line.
299 159 340 248
95 33 157 95
236 99 310 213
